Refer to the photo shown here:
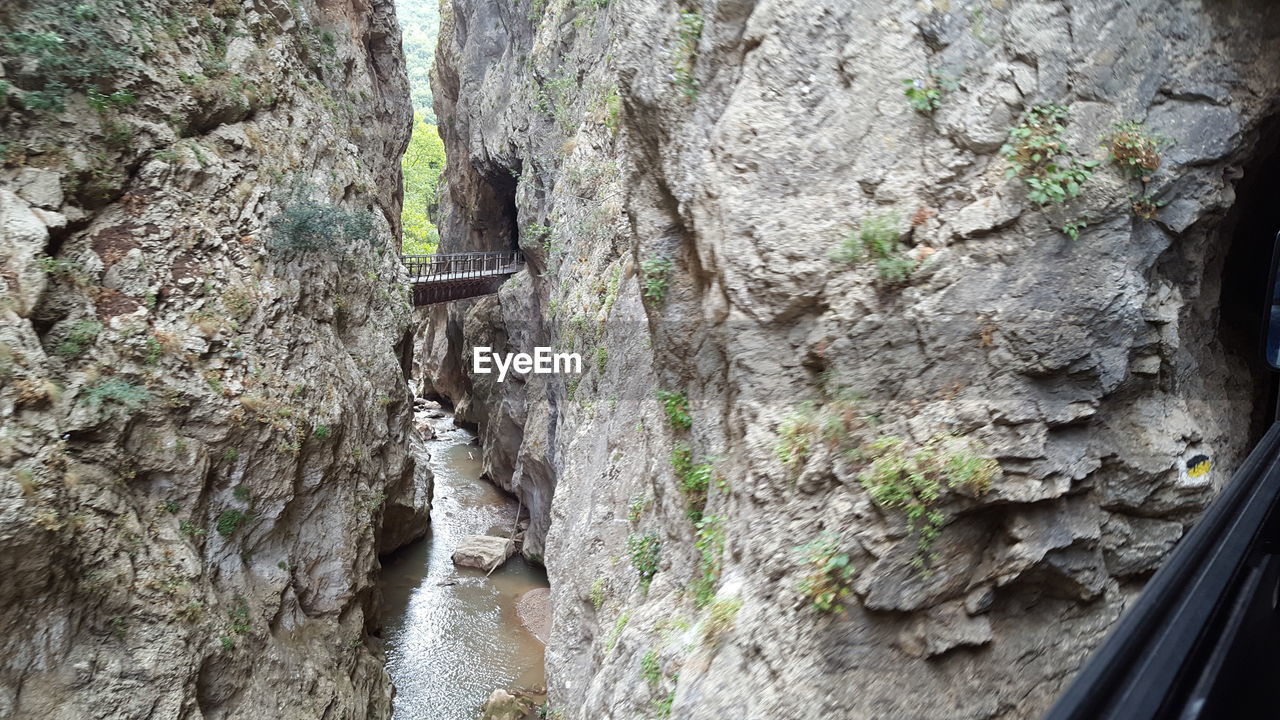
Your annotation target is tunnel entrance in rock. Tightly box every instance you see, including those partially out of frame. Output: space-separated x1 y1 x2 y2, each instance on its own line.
1216 115 1280 436
478 165 521 254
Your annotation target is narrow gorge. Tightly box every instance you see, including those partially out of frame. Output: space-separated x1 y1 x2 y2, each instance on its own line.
5 1 1280 719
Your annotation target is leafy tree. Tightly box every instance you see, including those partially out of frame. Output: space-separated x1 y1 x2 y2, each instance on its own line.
396 0 440 123
401 113 445 255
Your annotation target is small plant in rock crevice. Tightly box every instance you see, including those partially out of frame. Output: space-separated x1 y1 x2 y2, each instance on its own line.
702 597 743 641
1131 193 1164 220
627 494 650 523
670 444 714 522
627 532 661 591
55 320 102 358
640 254 674 303
81 378 149 413
1103 121 1171 182
690 514 724 608
640 648 662 686
215 509 248 537
1001 104 1098 206
833 212 916 284
795 532 856 613
590 578 607 609
858 434 999 572
656 389 692 431
605 610 630 652
775 375 868 473
902 71 957 114
671 10 703 98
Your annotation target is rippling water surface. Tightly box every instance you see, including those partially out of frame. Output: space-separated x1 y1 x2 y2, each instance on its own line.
380 413 548 720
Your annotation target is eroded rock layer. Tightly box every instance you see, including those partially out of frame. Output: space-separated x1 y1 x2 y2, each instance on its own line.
0 1 422 717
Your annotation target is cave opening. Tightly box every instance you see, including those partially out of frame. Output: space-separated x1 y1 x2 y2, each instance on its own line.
479 164 521 255
1216 115 1280 441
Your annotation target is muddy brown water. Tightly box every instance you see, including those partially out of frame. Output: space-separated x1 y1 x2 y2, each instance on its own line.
379 413 549 720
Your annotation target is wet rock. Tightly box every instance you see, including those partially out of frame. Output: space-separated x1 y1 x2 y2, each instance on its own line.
517 587 551 644
480 688 541 720
452 535 515 570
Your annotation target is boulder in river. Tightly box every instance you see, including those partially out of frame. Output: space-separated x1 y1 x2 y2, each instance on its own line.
480 688 542 720
452 535 515 570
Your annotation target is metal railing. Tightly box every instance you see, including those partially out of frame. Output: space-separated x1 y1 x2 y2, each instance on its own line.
400 251 525 306
401 251 523 281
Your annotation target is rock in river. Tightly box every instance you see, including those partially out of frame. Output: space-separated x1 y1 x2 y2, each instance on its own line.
452 535 516 570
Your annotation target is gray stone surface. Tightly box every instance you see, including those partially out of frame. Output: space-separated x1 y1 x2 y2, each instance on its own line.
452 535 517 570
421 0 1280 719
0 1 421 718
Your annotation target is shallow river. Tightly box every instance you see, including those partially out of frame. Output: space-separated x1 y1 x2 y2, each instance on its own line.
379 413 549 720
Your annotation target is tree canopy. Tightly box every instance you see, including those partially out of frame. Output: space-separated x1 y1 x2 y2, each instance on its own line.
402 113 444 255
396 0 440 123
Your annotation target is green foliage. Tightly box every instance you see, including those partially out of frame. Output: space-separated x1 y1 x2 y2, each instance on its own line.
641 255 674 303
526 223 553 251
215 509 248 537
1061 218 1088 240
1103 121 1170 181
227 597 251 634
55 320 102 358
594 345 608 372
87 89 136 112
268 201 376 254
775 377 866 471
858 434 998 570
162 500 180 514
232 485 250 503
605 610 630 652
590 577 607 610
314 424 331 440
402 114 445 254
654 689 676 718
1131 192 1164 220
691 515 724 608
656 390 691 431
533 73 579 132
702 597 742 641
795 532 856 613
833 212 915 283
0 1 140 113
1001 104 1098 205
627 495 649 523
82 378 149 412
180 520 205 537
669 444 711 496
627 532 661 590
640 649 661 686
222 448 239 461
672 11 704 98
603 88 622 134
219 636 234 650
901 72 956 114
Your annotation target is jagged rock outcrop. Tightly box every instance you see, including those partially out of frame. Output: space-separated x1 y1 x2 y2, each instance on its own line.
424 0 1280 718
0 0 421 717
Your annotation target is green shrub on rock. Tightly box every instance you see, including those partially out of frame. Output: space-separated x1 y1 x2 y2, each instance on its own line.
627 532 661 590
268 201 377 254
795 532 855 613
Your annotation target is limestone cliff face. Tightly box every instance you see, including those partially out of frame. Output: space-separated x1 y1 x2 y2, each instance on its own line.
425 0 1280 718
0 1 423 718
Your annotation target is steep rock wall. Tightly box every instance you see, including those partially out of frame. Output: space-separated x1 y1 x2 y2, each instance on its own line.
0 0 422 718
425 1 1280 718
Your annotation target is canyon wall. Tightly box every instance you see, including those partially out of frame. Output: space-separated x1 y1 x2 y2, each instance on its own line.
423 0 1280 718
0 0 424 717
